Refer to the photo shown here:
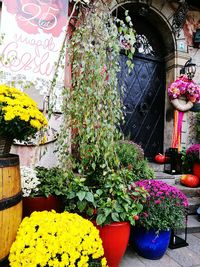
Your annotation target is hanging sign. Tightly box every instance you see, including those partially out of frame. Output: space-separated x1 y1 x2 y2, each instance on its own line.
0 0 69 98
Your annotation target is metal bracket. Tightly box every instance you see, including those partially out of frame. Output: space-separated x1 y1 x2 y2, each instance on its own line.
172 2 189 36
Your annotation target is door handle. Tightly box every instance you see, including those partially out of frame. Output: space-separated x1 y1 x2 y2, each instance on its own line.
139 102 149 114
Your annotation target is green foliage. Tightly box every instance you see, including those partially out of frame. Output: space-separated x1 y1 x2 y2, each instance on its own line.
115 141 155 181
181 147 191 173
131 160 155 180
58 3 146 226
115 140 144 165
63 172 96 216
35 166 67 197
64 170 148 226
95 171 147 226
58 5 136 177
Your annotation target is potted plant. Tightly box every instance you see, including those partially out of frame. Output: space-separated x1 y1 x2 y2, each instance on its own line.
63 169 147 267
0 84 48 155
183 144 200 177
21 166 66 217
57 3 148 267
130 180 188 260
9 210 108 267
115 140 155 180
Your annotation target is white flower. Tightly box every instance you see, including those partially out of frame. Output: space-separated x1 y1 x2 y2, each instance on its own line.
20 166 40 197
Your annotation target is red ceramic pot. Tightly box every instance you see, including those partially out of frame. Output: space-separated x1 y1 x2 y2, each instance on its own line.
94 221 130 267
193 162 200 179
22 195 63 218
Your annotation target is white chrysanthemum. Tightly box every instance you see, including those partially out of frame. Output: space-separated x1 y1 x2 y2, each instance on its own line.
20 166 40 197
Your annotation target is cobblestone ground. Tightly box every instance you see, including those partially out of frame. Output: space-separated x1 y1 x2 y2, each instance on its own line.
121 233 200 267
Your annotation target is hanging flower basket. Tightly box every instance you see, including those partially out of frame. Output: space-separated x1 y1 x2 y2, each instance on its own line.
167 75 200 111
0 136 13 155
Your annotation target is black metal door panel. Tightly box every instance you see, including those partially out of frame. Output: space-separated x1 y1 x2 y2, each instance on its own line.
119 54 165 158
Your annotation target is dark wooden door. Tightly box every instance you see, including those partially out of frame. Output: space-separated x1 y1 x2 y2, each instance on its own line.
118 53 165 159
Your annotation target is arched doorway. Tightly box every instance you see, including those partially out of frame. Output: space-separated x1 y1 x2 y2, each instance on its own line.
116 7 169 159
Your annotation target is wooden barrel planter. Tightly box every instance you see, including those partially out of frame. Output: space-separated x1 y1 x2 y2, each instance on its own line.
0 155 22 264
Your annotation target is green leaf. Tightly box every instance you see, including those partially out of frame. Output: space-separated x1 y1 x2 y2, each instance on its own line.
137 203 143 212
77 191 86 201
96 189 103 196
123 204 129 212
85 192 94 203
128 53 133 60
118 27 123 33
113 202 123 212
92 162 96 170
132 191 140 196
111 212 120 222
131 47 135 54
104 208 112 217
67 191 76 199
126 60 132 67
125 16 131 23
77 200 87 212
96 214 106 225
87 207 94 216
120 212 126 221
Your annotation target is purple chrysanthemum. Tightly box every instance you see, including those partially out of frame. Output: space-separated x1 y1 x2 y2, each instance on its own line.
186 144 200 163
131 180 188 231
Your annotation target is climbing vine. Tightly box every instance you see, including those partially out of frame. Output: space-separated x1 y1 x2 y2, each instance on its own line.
58 2 136 179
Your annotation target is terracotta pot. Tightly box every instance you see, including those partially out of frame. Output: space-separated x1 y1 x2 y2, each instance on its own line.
93 221 130 267
22 195 63 218
192 162 200 178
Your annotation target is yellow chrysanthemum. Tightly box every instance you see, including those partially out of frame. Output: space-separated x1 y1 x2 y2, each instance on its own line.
30 119 42 130
0 84 48 140
9 211 107 267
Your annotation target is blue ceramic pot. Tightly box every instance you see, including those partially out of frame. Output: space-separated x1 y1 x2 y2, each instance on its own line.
131 227 171 260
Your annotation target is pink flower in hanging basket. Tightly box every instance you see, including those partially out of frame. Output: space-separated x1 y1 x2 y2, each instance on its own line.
186 83 200 102
167 75 200 103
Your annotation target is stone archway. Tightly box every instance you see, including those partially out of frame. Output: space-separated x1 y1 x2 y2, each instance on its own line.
109 0 191 156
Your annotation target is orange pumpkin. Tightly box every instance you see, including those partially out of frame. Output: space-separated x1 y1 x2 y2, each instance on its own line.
180 174 199 188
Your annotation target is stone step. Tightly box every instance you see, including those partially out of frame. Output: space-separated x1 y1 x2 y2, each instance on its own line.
176 214 200 234
169 184 200 198
154 172 200 198
155 172 182 181
149 162 165 172
188 197 200 215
